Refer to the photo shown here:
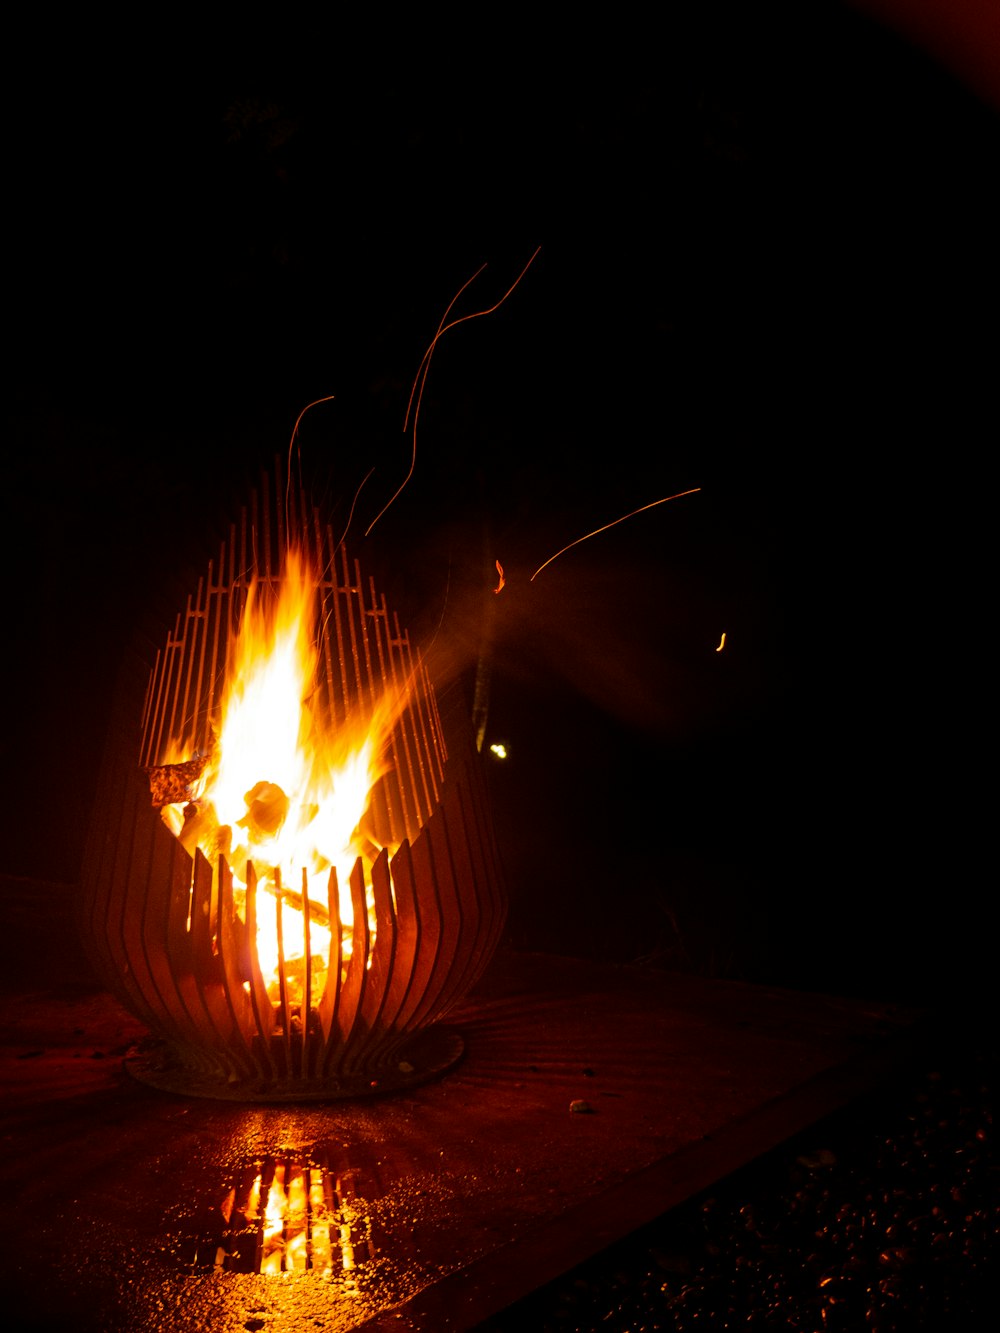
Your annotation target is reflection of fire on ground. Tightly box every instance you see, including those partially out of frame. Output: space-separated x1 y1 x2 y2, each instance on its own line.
201 1157 372 1278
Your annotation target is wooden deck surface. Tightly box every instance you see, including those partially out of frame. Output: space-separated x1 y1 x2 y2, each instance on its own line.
2 876 929 1332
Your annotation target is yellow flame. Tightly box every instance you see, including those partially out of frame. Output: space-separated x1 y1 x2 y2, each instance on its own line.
161 546 405 1007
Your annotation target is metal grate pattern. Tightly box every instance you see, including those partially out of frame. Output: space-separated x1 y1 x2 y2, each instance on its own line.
138 466 446 847
80 471 506 1100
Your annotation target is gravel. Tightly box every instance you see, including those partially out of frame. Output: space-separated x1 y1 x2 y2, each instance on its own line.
479 1022 995 1331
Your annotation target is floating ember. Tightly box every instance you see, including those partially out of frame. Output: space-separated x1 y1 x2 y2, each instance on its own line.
80 468 505 1100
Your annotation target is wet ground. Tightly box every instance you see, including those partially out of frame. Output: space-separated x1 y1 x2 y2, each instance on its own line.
2 876 954 1333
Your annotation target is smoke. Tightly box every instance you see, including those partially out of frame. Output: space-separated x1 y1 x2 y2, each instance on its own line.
391 502 764 754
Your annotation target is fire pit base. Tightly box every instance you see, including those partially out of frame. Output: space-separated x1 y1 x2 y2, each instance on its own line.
123 1026 465 1103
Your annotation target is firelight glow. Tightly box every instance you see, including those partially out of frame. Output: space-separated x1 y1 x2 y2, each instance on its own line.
161 546 405 1003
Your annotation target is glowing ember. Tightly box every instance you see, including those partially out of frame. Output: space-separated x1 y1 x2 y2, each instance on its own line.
159 546 404 1007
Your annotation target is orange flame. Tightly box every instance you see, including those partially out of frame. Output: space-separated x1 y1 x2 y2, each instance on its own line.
160 546 405 1005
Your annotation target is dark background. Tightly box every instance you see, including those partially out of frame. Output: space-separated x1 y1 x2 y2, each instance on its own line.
3 3 994 1005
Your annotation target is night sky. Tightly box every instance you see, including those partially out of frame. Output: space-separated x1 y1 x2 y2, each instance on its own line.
4 4 995 1006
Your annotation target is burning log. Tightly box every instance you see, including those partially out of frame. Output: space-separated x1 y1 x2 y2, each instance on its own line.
237 781 291 840
145 754 210 807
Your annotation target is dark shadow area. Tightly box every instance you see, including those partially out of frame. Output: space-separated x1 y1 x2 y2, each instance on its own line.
3 2 993 1016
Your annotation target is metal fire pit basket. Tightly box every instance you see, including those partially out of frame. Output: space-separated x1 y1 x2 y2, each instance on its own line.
80 473 506 1101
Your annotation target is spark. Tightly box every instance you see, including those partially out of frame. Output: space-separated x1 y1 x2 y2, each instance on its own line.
716 631 726 652
529 488 702 581
489 743 508 759
365 247 542 536
335 467 375 549
285 394 337 538
493 559 505 595
317 466 378 643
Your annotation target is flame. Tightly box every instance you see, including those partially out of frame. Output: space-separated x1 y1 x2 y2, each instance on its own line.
160 545 405 1008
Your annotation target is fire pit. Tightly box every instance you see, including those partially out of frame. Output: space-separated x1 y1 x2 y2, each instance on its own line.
80 469 505 1101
